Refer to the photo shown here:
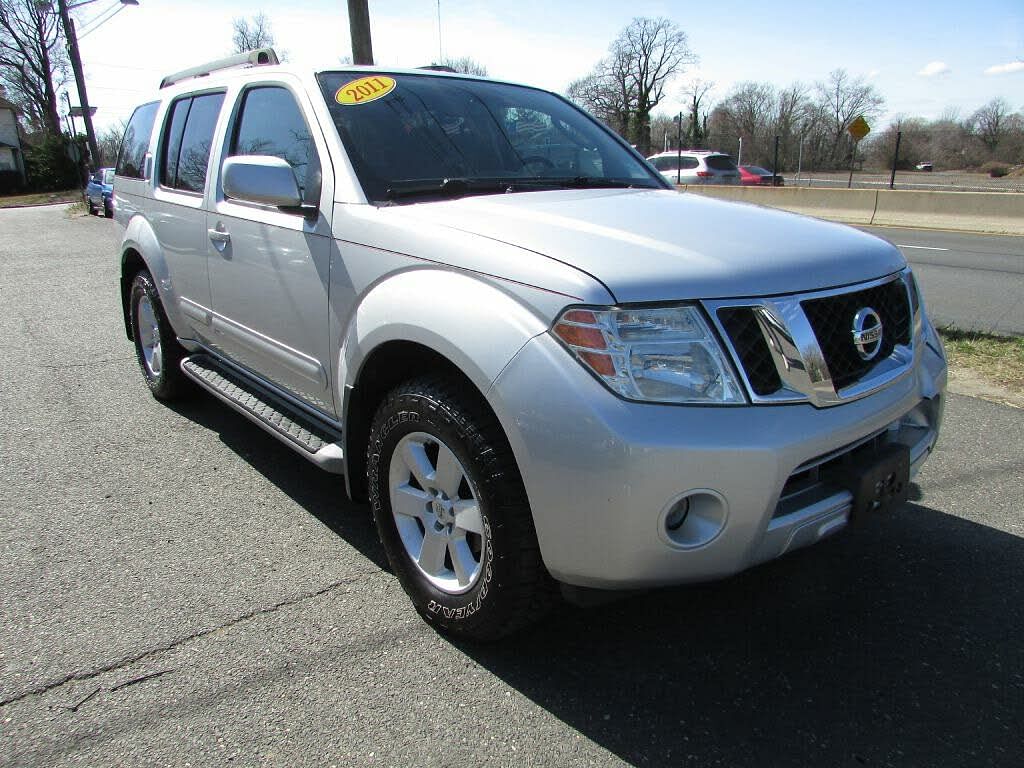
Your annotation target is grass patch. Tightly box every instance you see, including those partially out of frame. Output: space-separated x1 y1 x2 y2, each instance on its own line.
0 189 81 208
938 327 1024 394
65 200 88 217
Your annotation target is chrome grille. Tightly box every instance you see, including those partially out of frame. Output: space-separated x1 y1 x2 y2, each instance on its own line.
801 279 912 390
717 307 780 395
706 270 917 407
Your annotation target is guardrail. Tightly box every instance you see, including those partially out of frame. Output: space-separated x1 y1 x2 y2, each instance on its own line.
678 185 1024 235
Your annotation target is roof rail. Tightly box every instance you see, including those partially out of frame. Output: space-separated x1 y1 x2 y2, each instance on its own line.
159 48 279 89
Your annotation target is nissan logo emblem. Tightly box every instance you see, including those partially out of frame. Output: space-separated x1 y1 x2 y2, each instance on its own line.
852 307 884 361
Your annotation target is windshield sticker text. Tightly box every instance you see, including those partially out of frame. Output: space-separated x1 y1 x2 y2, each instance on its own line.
335 76 396 105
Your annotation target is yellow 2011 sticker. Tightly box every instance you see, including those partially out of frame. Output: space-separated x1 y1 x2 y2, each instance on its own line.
335 76 396 105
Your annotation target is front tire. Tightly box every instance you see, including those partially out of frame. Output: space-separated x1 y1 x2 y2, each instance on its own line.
367 376 553 641
129 270 190 401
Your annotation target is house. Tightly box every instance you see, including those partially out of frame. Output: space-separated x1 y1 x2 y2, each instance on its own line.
0 95 27 186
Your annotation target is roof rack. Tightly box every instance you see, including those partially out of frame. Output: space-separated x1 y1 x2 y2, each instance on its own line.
159 48 279 89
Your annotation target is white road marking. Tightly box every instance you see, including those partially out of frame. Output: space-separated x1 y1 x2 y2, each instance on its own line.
896 244 949 251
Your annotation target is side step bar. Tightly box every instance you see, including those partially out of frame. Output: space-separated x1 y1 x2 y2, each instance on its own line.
180 354 345 474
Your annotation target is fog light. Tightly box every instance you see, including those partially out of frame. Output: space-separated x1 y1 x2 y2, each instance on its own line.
665 498 690 531
659 490 728 549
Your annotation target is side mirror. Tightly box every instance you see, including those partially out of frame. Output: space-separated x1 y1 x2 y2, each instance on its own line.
222 155 305 210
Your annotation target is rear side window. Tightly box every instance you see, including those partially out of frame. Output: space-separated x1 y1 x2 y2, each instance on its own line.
229 86 319 200
116 101 158 178
160 92 225 193
705 155 737 171
653 156 698 170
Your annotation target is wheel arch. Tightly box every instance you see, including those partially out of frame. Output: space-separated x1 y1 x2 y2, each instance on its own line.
120 248 147 340
344 340 478 501
338 269 553 501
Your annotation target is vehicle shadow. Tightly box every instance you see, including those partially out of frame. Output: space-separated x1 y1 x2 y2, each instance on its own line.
166 396 1020 766
166 395 390 572
458 498 1023 767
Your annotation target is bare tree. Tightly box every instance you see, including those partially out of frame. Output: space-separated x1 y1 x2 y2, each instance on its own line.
434 56 488 76
616 17 695 155
567 58 633 138
567 17 694 153
0 0 67 135
971 97 1011 153
232 12 275 53
681 79 713 147
97 119 127 167
815 69 884 167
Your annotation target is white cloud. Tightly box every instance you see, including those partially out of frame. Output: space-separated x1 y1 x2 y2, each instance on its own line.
917 61 951 77
984 61 1024 75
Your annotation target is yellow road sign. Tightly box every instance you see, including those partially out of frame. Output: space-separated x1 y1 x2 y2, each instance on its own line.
848 115 871 141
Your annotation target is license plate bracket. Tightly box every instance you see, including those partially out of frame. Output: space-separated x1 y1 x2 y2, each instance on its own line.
823 443 911 520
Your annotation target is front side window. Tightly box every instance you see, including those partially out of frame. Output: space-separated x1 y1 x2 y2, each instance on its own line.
229 86 320 201
316 72 664 203
103 169 114 185
115 101 158 179
160 92 225 193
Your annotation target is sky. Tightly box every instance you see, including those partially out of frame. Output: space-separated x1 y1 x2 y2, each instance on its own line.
70 0 1024 134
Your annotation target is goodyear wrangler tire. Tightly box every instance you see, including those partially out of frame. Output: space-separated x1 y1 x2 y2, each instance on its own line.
367 375 554 641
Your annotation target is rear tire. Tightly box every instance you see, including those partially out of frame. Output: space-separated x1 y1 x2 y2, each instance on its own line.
366 375 554 641
129 270 190 401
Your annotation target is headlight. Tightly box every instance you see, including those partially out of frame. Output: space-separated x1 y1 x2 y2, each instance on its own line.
552 305 745 404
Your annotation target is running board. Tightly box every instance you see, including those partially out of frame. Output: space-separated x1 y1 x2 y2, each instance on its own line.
181 354 345 474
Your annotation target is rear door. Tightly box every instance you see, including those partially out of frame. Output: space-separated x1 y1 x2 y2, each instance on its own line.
205 81 335 416
149 90 226 343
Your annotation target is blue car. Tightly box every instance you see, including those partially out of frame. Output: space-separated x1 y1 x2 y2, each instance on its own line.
84 167 114 217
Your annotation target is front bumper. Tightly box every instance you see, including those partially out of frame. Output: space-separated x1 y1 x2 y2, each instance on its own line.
487 327 946 589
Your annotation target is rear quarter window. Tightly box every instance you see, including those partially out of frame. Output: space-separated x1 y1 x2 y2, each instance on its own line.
705 155 738 171
116 101 158 179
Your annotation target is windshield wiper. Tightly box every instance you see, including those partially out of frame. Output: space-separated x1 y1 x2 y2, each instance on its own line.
532 176 648 190
383 175 654 203
385 177 517 201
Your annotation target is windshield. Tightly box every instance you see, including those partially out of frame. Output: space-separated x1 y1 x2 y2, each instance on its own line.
317 71 665 203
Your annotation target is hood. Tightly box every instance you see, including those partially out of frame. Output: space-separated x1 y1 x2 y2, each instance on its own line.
387 188 906 303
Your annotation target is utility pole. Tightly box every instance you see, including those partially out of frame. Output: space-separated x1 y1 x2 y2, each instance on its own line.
889 129 902 190
772 135 780 186
57 0 100 168
63 91 77 136
348 0 374 65
675 112 682 185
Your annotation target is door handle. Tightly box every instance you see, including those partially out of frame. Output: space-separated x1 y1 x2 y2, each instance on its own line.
208 228 230 244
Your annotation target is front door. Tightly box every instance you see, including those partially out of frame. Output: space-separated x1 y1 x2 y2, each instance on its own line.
206 84 335 417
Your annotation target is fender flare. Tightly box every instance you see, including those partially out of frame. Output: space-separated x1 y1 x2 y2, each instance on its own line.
119 214 187 338
339 267 550 401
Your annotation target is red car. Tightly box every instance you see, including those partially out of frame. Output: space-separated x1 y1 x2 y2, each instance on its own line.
739 165 784 186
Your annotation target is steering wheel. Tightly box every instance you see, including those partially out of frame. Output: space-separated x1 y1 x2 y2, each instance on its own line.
520 155 554 172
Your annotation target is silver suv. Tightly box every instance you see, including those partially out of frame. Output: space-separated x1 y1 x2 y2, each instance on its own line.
647 150 741 184
114 50 946 640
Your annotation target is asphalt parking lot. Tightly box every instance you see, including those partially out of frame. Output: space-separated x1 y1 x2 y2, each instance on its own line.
1 205 1022 767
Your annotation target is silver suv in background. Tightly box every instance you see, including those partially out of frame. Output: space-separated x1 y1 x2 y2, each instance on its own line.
647 150 741 184
113 50 946 640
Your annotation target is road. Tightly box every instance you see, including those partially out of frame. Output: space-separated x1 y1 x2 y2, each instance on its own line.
857 225 1024 336
1 205 1022 767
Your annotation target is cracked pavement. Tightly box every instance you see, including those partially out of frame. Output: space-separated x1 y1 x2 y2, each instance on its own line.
1 205 1021 767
